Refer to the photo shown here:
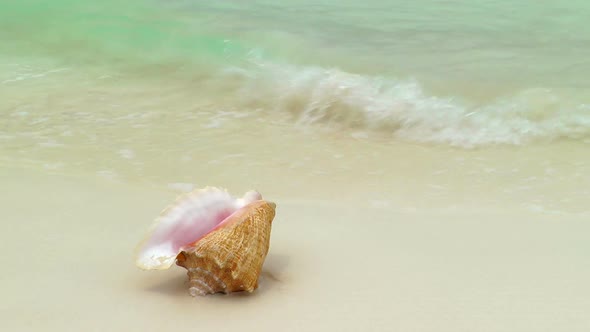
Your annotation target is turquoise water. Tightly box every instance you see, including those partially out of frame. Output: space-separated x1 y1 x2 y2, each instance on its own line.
2 0 590 147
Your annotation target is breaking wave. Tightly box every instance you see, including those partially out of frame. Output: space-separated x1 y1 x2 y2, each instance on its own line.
223 61 590 147
4 1 590 148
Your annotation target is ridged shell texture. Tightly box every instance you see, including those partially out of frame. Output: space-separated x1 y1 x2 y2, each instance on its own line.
176 200 276 296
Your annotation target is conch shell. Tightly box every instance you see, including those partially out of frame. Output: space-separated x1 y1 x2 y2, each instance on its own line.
135 187 276 296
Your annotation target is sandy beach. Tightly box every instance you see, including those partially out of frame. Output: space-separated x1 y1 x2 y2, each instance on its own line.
2 166 589 331
2 1 590 330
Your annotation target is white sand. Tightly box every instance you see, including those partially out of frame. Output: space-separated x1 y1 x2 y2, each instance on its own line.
1 167 589 332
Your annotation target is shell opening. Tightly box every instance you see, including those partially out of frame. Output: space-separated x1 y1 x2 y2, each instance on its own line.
135 188 263 270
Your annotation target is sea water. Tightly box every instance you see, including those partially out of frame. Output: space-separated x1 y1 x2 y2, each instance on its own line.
1 0 589 213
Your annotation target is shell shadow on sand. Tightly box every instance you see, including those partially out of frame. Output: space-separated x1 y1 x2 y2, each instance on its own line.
144 253 290 298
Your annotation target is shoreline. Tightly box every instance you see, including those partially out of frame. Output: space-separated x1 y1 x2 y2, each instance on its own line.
2 137 588 215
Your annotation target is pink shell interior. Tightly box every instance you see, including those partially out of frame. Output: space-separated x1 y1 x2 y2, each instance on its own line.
135 188 261 270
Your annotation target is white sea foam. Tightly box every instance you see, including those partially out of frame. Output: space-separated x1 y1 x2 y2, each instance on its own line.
227 62 590 147
118 149 135 159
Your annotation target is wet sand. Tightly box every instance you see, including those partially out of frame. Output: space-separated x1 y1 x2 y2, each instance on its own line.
2 167 589 331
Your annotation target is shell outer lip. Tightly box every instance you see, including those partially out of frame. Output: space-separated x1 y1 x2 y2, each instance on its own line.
134 188 264 270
